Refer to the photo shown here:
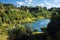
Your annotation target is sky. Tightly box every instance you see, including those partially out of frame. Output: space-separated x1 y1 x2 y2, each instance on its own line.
0 0 60 8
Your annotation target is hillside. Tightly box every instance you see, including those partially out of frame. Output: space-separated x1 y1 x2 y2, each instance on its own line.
0 3 60 40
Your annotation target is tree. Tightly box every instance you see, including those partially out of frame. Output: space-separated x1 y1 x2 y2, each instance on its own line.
8 24 33 40
47 14 60 40
0 3 4 9
3 4 16 9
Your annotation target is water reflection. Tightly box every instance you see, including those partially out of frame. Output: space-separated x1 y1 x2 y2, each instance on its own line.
30 19 50 32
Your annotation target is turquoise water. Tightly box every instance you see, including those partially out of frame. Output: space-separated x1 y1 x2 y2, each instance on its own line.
28 19 50 32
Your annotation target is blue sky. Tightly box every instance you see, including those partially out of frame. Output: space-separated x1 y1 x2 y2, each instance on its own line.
0 0 60 8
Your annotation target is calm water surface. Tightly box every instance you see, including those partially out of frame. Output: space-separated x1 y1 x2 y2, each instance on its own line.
28 19 50 32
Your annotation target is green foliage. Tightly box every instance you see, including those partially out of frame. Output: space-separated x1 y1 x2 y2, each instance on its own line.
47 14 60 40
56 31 60 40
0 3 60 40
8 24 33 40
0 3 4 9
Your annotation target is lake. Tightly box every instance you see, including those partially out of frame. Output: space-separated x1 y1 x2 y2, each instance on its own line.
27 19 50 32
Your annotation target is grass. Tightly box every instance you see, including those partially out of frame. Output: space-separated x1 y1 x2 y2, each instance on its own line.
0 35 8 40
20 18 36 23
32 32 44 35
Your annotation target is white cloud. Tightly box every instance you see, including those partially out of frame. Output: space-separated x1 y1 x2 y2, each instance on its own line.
37 1 58 8
44 1 51 5
17 0 36 7
16 0 60 8
53 0 60 2
37 3 45 7
37 1 53 8
17 1 25 5
33 1 36 2
25 0 33 4
53 5 60 7
43 1 56 8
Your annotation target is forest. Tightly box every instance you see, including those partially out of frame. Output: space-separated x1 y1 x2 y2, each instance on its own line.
0 3 60 40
